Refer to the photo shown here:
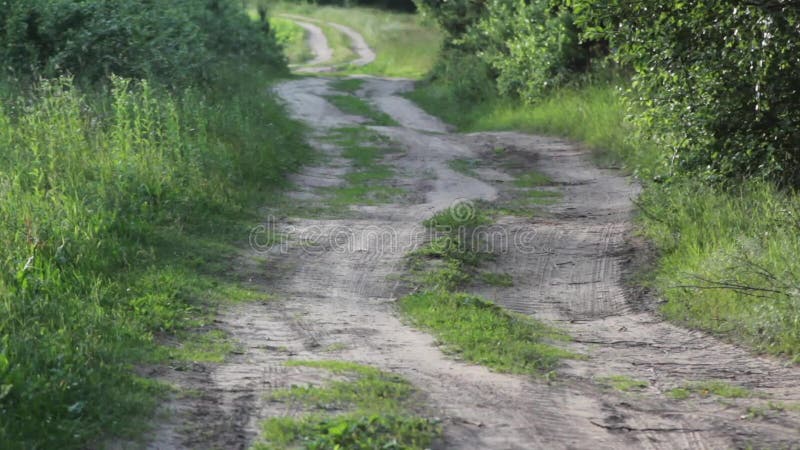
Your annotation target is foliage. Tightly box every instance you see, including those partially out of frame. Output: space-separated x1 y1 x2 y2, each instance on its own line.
417 0 607 102
0 0 285 86
572 0 800 185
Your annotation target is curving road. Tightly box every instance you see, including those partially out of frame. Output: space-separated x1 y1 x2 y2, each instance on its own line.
280 14 376 72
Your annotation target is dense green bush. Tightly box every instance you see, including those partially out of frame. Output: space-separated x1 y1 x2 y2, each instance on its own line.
0 0 285 85
573 0 800 185
417 0 605 102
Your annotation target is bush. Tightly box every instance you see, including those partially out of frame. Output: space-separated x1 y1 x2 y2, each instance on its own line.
417 0 607 102
574 1 800 186
0 0 285 86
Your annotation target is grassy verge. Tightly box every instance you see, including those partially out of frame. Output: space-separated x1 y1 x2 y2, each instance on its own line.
409 75 800 361
253 361 439 449
270 2 441 78
399 205 575 375
0 68 310 448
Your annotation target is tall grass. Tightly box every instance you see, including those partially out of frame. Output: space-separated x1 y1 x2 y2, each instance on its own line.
409 76 800 360
0 68 309 448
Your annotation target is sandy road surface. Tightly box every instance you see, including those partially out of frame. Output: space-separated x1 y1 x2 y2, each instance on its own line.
143 18 800 450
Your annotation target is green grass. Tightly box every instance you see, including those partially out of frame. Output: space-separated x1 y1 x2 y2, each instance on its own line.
668 380 751 400
327 126 405 207
253 361 439 449
324 93 397 126
0 67 310 448
638 180 800 358
271 3 442 78
269 17 313 64
408 80 658 172
399 291 574 375
401 204 576 375
330 78 365 93
598 375 649 392
514 171 552 187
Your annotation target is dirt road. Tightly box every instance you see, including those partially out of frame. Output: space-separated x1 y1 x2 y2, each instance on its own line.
146 19 800 450
281 14 375 72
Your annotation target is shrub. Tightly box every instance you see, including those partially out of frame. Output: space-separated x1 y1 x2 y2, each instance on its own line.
573 0 800 185
0 0 285 86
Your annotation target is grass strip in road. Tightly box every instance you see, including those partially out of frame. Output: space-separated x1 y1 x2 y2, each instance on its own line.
400 205 576 376
668 380 751 400
253 361 439 450
324 93 397 126
326 126 405 207
597 375 649 392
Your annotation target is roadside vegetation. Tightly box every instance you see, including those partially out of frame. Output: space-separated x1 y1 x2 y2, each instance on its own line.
400 205 575 375
269 16 314 64
411 0 800 361
253 360 440 449
0 1 310 447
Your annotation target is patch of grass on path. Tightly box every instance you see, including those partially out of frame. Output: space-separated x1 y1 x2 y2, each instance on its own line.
324 93 397 126
253 361 439 450
668 380 751 400
400 204 576 376
598 375 649 392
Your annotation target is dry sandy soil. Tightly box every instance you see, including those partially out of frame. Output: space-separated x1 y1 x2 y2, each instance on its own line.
143 17 800 450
